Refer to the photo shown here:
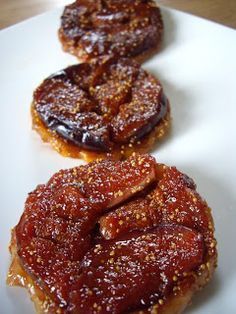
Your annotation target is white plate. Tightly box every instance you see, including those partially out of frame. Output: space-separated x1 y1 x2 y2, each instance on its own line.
0 6 236 314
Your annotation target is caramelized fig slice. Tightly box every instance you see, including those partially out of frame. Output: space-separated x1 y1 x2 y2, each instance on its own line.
111 71 168 143
47 154 156 211
34 65 112 152
99 166 214 243
15 186 92 304
15 155 157 307
17 236 89 306
99 197 161 239
79 154 156 208
69 225 204 313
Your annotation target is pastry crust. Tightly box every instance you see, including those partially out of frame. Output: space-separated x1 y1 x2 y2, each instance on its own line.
7 155 217 313
58 0 163 62
31 58 170 161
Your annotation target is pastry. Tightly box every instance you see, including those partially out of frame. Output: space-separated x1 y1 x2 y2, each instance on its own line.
59 0 163 62
32 57 170 161
8 154 217 313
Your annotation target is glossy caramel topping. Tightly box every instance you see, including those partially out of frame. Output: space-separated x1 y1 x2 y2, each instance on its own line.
13 154 216 313
69 225 204 313
59 0 163 60
100 167 215 244
33 57 169 153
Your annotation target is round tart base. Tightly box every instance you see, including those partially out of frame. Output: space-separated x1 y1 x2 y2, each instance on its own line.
58 0 163 62
7 155 217 313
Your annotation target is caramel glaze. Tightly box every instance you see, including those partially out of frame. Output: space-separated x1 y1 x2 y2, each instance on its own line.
8 154 217 313
59 0 163 62
32 57 170 161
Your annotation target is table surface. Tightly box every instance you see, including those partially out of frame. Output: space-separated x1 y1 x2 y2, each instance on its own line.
0 0 236 30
